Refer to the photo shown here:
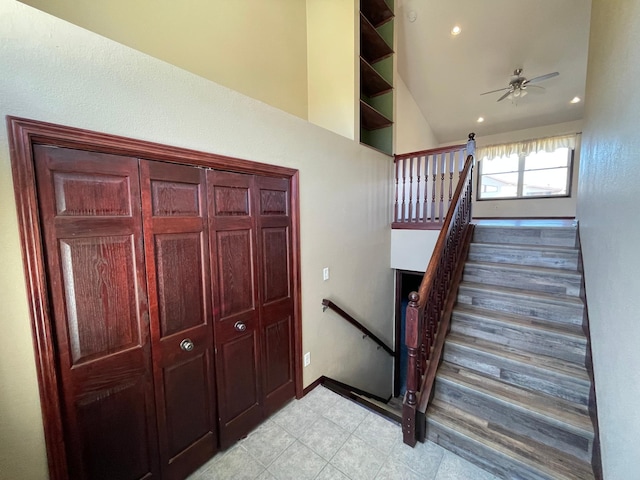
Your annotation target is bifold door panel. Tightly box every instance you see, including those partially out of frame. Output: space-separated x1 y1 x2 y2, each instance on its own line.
34 146 161 479
207 170 263 447
140 160 218 479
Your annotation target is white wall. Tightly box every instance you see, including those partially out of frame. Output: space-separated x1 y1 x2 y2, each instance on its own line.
390 229 439 272
0 1 394 478
577 0 640 477
395 75 439 154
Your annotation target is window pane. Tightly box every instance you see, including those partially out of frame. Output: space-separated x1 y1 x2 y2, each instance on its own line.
481 154 519 174
522 167 568 196
479 172 519 199
524 148 569 170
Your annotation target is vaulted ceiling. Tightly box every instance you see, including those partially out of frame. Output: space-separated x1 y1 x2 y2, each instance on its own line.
396 0 592 143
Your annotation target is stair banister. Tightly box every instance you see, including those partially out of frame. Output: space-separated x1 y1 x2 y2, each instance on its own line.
393 141 472 229
402 133 476 447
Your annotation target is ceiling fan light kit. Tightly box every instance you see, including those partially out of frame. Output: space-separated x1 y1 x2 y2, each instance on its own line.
481 68 560 102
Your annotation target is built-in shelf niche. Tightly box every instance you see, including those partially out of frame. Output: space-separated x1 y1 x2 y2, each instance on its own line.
359 0 394 156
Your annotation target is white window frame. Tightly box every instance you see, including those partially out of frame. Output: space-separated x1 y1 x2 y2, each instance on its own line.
476 146 574 201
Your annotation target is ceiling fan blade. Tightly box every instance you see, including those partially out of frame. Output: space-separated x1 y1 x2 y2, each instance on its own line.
497 90 512 102
525 72 559 84
480 87 510 96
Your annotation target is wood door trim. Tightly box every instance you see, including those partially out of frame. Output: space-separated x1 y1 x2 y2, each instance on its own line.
7 116 304 480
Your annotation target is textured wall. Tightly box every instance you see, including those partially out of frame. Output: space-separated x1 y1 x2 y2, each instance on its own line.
395 76 439 154
577 0 640 476
19 0 309 119
0 1 394 478
306 0 357 139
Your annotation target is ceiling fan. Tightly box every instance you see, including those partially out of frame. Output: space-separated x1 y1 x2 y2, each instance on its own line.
481 68 560 102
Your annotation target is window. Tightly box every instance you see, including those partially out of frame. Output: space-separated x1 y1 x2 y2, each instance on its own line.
477 142 574 200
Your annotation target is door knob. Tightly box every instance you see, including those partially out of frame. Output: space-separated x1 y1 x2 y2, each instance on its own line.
180 338 194 352
234 321 247 332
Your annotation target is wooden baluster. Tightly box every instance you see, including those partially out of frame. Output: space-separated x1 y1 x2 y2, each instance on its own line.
430 154 437 223
439 153 446 224
408 156 414 222
448 151 455 210
423 155 430 224
416 156 423 223
401 158 407 222
394 158 400 223
403 291 421 447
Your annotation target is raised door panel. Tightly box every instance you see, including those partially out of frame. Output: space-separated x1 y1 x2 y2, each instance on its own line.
207 170 262 448
60 235 140 364
255 177 296 416
140 160 217 480
33 145 159 480
261 227 291 305
154 233 205 337
217 229 256 318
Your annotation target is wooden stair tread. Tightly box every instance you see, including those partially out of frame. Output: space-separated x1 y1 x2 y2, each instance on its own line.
459 281 584 307
427 400 595 480
465 260 583 278
453 304 586 340
470 241 578 253
437 362 593 434
446 332 590 381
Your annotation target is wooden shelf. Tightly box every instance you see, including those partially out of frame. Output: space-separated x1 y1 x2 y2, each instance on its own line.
360 100 393 131
360 57 393 97
361 0 394 27
360 13 394 64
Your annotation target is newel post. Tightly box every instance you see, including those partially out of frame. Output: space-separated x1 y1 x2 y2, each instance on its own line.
403 291 422 446
467 132 476 158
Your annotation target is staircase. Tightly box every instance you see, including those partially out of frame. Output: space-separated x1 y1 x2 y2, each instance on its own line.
425 223 597 480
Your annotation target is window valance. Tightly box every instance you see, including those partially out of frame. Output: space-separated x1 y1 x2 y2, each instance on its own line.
477 134 577 161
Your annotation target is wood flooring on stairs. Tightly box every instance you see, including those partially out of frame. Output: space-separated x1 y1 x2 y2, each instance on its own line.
424 221 597 480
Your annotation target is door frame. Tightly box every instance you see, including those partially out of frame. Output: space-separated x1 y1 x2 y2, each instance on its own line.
7 116 304 480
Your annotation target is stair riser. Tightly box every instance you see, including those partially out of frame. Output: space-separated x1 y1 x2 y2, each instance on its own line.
426 420 554 480
463 265 581 297
450 315 587 366
434 380 593 462
443 344 590 405
468 245 579 270
457 289 584 326
473 227 577 248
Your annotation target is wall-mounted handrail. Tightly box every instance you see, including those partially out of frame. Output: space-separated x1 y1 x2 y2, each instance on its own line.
322 299 394 356
402 133 476 447
393 142 473 229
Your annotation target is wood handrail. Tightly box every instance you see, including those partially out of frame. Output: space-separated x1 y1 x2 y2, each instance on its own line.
402 133 476 447
394 143 467 162
322 299 394 356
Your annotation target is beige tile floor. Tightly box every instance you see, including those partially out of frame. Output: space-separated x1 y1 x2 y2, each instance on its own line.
188 386 500 480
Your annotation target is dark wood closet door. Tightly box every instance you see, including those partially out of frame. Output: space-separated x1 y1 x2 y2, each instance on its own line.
33 146 160 480
140 161 217 479
255 176 296 416
207 170 262 448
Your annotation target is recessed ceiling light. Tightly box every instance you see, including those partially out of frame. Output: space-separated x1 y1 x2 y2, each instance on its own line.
570 96 581 104
451 25 461 36
477 117 485 123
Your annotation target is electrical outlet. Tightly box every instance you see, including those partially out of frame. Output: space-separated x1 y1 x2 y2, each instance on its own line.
304 352 311 367
322 267 329 281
